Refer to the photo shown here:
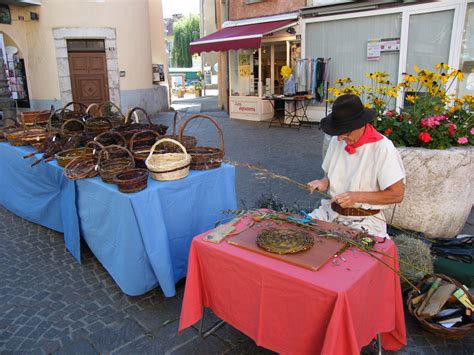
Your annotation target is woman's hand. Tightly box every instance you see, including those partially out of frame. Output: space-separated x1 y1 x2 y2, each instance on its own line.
332 192 359 208
307 177 329 194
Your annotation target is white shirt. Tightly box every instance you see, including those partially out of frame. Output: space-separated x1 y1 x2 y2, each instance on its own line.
309 135 405 237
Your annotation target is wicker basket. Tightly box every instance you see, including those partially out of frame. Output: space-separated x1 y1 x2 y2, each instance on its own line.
60 119 86 138
19 110 51 126
0 118 21 142
114 107 167 145
113 168 149 193
129 130 161 168
64 155 99 180
55 147 94 168
98 101 125 127
162 110 197 150
85 117 113 138
94 130 127 147
59 102 88 121
97 144 135 183
145 138 191 181
86 103 100 118
178 114 224 170
407 273 474 339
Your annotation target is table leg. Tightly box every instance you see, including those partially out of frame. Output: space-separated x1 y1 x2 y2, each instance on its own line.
198 308 226 338
377 333 382 355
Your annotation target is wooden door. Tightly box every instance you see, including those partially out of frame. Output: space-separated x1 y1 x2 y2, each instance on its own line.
68 52 109 106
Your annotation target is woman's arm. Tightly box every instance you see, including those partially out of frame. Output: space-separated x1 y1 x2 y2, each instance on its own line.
332 179 405 208
307 176 330 193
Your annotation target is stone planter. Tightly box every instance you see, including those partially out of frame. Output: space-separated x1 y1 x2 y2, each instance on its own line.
384 147 474 238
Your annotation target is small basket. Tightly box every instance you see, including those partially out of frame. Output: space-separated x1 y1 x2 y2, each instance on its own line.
0 118 20 142
407 273 474 339
114 107 167 145
55 147 93 168
129 130 161 168
19 110 51 126
145 138 191 181
64 155 99 180
94 130 127 147
86 103 100 118
114 168 149 193
59 102 88 121
178 114 224 170
97 144 135 183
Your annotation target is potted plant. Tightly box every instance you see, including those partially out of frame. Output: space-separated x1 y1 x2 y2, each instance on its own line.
194 81 202 97
176 86 185 99
327 65 473 238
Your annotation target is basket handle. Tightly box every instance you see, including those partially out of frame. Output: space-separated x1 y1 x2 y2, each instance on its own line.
62 101 87 114
94 130 127 147
60 118 86 136
86 103 100 117
125 107 152 126
98 101 125 119
129 129 161 152
178 114 225 155
97 144 134 167
171 110 185 136
147 138 188 161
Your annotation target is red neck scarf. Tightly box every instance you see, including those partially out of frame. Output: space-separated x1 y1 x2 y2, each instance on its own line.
344 124 383 154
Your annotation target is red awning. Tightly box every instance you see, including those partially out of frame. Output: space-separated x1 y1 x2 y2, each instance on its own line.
189 20 295 54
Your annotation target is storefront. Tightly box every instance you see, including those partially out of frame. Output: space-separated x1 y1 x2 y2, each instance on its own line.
190 13 300 121
301 0 474 121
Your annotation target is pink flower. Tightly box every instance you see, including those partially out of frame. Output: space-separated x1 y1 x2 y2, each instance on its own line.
471 128 474 135
385 111 394 117
445 123 457 136
421 115 444 128
457 137 468 145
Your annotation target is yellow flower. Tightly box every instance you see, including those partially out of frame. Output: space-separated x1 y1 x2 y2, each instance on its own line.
363 103 372 109
413 65 421 73
405 95 416 103
449 105 461 113
280 65 292 80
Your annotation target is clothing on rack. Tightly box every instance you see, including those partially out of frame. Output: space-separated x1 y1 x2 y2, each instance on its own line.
292 57 330 101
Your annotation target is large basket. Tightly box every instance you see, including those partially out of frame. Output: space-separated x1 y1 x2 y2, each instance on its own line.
114 107 167 145
129 130 161 168
60 118 86 138
114 168 149 193
407 273 474 339
97 144 135 183
55 147 94 168
178 114 224 170
19 110 51 126
145 138 191 181
59 102 88 121
85 117 113 138
162 110 197 150
0 118 21 142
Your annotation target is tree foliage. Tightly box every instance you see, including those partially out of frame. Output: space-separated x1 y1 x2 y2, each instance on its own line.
172 15 200 68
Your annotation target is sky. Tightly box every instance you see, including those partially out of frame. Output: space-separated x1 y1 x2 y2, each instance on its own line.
162 0 200 18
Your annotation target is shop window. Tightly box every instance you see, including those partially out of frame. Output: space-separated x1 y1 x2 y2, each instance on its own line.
230 49 259 97
459 3 474 97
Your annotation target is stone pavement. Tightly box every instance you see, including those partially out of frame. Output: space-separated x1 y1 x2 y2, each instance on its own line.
1 110 473 354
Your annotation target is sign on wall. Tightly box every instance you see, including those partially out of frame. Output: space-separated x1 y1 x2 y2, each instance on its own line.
367 38 400 61
152 64 165 83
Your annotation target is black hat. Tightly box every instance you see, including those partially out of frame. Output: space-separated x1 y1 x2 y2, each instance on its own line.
320 94 376 136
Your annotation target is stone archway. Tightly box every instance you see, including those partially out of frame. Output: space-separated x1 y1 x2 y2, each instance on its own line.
52 27 120 107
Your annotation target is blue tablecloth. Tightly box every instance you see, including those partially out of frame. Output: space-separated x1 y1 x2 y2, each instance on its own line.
0 143 81 262
0 142 237 296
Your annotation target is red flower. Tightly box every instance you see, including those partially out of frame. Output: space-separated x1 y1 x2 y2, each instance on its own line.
418 132 432 143
384 128 392 136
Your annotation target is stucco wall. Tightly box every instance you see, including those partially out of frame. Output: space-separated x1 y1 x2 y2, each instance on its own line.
0 0 168 113
229 0 305 20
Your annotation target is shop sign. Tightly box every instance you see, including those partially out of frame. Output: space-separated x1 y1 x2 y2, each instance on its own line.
231 100 258 114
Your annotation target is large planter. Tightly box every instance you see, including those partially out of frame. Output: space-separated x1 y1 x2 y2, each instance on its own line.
384 147 473 238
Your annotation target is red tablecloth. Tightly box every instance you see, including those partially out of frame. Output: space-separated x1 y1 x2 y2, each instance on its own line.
179 216 406 354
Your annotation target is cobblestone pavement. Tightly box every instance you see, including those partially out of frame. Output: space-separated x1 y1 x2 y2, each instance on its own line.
1 110 473 354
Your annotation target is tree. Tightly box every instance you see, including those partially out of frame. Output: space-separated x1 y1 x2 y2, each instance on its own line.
172 14 200 68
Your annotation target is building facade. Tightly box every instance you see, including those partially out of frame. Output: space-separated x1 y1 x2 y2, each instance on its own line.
0 0 169 115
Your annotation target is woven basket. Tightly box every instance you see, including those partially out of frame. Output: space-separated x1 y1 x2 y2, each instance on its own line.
98 101 125 127
64 155 99 180
0 118 20 142
114 168 149 193
19 110 51 126
129 130 161 168
86 103 100 118
145 138 191 181
97 144 135 183
178 114 224 170
59 102 88 122
162 110 197 151
85 117 113 138
407 273 474 339
60 119 86 138
114 107 167 145
55 147 93 168
94 130 127 147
